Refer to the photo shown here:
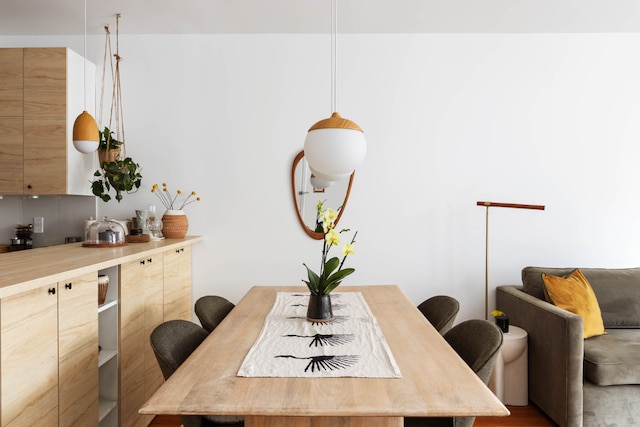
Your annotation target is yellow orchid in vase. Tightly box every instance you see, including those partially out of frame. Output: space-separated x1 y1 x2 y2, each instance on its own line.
303 201 358 296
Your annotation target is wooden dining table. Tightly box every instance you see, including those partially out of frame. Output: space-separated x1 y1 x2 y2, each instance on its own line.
139 285 509 427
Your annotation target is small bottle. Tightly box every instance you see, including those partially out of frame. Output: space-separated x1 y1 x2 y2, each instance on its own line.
84 216 96 241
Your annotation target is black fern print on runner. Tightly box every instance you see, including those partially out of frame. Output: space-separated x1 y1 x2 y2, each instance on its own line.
275 355 360 373
289 303 346 311
286 316 348 325
283 334 355 347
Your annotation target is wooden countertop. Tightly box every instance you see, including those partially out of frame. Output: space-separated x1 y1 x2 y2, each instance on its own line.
0 236 203 298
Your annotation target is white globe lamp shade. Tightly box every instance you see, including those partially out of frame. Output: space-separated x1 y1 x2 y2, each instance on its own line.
310 174 334 189
304 112 366 182
72 110 99 153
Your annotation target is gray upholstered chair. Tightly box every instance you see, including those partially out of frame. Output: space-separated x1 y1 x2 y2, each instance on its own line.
195 295 235 333
405 319 504 427
417 295 460 335
150 320 244 427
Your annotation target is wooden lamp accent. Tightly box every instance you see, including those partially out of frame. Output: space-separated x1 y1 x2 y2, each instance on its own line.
308 112 363 132
477 201 545 319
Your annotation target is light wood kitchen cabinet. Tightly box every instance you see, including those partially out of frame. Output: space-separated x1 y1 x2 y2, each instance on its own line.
1 284 58 426
0 237 202 427
0 47 96 195
120 255 164 427
0 117 23 194
0 272 98 427
0 48 24 194
163 245 192 321
58 272 99 426
0 48 23 117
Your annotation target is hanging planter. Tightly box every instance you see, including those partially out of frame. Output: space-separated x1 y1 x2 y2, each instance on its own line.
97 126 122 165
90 15 143 203
91 157 142 202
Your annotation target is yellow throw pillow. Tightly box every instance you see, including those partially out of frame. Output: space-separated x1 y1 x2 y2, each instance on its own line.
542 269 606 339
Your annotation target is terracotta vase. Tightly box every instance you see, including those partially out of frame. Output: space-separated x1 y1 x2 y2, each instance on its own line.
306 294 333 322
161 210 188 239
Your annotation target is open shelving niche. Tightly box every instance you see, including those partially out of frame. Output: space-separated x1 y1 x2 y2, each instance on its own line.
98 265 119 427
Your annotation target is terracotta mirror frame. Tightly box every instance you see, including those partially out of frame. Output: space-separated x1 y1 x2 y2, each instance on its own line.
291 150 354 240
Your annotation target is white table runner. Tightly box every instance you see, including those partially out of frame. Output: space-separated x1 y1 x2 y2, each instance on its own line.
237 292 402 378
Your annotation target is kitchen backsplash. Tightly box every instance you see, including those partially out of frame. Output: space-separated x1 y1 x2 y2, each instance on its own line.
0 195 97 249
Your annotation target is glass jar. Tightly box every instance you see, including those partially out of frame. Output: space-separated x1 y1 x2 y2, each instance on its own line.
83 216 127 247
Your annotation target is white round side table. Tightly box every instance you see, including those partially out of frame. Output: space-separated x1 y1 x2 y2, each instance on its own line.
489 325 528 406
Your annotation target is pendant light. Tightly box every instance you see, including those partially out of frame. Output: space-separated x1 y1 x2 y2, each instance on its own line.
72 0 99 153
310 174 334 190
303 0 366 182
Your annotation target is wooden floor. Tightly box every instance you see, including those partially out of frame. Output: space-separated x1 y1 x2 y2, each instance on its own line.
150 404 557 426
474 405 556 426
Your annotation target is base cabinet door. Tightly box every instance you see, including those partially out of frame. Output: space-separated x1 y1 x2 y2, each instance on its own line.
1 285 59 426
163 246 192 321
0 274 99 427
58 273 99 426
120 256 164 427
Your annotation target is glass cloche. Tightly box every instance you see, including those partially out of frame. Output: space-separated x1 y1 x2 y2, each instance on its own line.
83 216 127 247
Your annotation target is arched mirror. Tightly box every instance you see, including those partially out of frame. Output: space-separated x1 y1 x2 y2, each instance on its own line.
291 150 354 239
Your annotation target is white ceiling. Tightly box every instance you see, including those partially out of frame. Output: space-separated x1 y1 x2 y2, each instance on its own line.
2 0 640 36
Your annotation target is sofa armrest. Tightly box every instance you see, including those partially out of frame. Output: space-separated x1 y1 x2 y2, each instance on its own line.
496 286 584 427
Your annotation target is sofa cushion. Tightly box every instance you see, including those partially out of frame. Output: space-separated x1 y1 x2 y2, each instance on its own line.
522 266 640 328
583 329 640 385
542 269 606 339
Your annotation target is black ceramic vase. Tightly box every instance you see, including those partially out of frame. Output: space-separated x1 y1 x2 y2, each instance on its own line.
306 294 333 322
495 315 509 333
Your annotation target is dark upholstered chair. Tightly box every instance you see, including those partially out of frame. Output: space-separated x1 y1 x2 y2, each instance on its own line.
195 295 235 333
417 295 460 335
150 320 244 427
405 319 504 427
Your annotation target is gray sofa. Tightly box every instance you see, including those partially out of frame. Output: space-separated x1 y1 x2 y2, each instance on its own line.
496 267 640 427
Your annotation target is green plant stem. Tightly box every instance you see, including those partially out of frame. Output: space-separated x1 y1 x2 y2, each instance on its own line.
338 231 358 271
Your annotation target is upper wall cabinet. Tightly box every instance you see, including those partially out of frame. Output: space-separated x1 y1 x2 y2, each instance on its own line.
0 48 96 196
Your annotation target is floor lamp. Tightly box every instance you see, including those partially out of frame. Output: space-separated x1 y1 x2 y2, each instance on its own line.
477 201 545 320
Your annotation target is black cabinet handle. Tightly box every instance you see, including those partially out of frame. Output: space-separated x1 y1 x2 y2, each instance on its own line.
27 184 32 189
48 287 56 295
140 259 146 265
65 283 72 290
148 258 153 263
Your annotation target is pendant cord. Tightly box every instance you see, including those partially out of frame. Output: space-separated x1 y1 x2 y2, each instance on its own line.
114 13 125 157
98 25 111 132
82 0 87 111
331 0 337 114
98 14 125 157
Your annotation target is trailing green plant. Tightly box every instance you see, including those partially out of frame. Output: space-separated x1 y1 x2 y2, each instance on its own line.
98 126 124 151
91 157 142 203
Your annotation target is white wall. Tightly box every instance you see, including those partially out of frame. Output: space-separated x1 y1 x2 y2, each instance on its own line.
3 33 640 322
